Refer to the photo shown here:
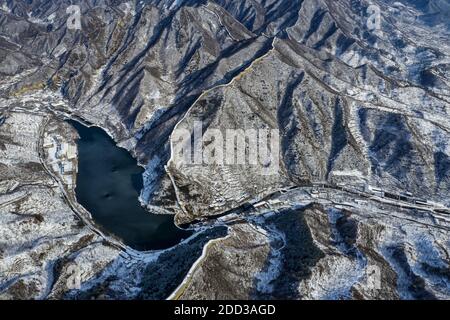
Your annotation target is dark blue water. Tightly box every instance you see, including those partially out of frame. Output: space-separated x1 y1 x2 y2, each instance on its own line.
68 120 191 251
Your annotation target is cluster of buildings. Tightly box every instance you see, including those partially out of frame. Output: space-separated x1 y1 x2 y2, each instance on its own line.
43 135 77 188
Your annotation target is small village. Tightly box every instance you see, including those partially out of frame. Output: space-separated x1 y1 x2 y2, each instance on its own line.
42 122 78 189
